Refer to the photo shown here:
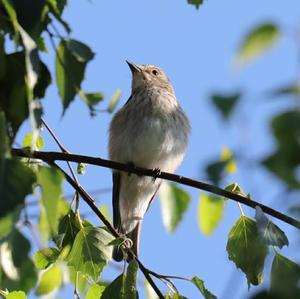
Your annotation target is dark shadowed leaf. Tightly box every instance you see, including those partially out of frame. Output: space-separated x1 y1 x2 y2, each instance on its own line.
211 93 240 120
35 264 63 295
1 230 37 292
226 216 268 286
101 274 125 299
55 40 92 113
0 111 10 157
37 166 64 235
46 0 71 33
270 252 300 299
34 247 60 269
86 283 105 299
0 158 36 217
237 23 280 65
205 160 227 185
78 89 104 116
262 110 300 189
187 0 204 9
191 276 217 299
67 226 114 281
255 206 289 248
198 194 224 235
159 182 190 232
33 61 51 99
66 39 94 63
0 52 28 137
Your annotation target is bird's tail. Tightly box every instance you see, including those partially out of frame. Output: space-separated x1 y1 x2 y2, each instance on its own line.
112 222 141 262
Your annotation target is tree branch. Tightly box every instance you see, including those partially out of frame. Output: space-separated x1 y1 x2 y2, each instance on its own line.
11 148 300 230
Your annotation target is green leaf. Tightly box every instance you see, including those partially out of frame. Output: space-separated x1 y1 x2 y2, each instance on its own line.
33 61 51 99
46 0 71 33
0 111 10 158
198 194 224 235
0 208 20 239
66 39 94 63
55 40 92 113
106 237 127 247
67 226 114 281
77 162 88 175
37 166 64 234
35 264 63 295
270 84 300 97
187 0 204 9
225 183 247 197
0 230 37 292
34 248 60 270
237 23 280 65
6 291 27 299
0 52 28 137
262 111 300 189
191 276 217 299
55 210 80 248
107 89 122 113
226 216 268 286
85 283 105 299
255 206 289 248
22 132 44 149
79 91 104 116
0 158 36 217
165 294 188 299
205 160 227 185
270 252 300 299
211 93 240 120
124 260 139 299
159 182 190 232
101 274 125 299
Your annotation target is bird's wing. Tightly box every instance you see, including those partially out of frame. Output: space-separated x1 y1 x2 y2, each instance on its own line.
112 171 121 231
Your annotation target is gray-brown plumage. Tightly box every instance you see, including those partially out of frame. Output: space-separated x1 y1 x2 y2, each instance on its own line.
109 61 190 261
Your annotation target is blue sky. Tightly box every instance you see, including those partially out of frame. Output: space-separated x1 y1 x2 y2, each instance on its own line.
18 0 300 298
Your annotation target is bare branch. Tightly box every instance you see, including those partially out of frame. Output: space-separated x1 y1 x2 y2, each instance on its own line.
11 148 300 230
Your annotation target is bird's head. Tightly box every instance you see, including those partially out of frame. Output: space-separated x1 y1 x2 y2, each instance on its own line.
126 61 174 94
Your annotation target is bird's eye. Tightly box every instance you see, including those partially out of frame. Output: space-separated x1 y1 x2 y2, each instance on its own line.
152 69 159 76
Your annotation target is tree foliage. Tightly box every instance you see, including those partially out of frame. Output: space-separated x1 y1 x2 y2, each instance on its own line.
0 1 299 299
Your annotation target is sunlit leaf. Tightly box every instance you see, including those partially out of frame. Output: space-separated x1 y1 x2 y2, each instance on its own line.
107 89 122 113
22 132 44 149
67 226 114 281
226 216 268 286
211 93 240 120
191 276 217 299
77 162 88 175
0 208 20 239
198 194 224 235
6 291 27 299
144 280 158 299
35 264 63 295
37 166 64 235
237 23 280 65
85 283 105 299
221 147 237 174
225 183 247 197
0 158 36 217
34 248 60 270
101 274 125 299
255 206 289 248
270 252 300 299
159 182 190 232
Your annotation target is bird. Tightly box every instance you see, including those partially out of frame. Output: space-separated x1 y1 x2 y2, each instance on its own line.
108 61 190 261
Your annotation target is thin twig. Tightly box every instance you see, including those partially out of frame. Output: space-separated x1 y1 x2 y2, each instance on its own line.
11 148 300 230
48 161 164 299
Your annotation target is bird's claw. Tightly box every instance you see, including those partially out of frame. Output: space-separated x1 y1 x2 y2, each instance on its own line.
152 168 161 182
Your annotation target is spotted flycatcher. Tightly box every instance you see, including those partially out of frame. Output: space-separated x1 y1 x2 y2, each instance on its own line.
109 61 190 261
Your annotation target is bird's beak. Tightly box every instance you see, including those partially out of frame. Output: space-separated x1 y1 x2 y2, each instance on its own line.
126 60 142 73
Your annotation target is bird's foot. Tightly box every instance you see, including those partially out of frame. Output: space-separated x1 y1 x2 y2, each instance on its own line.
152 167 161 182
